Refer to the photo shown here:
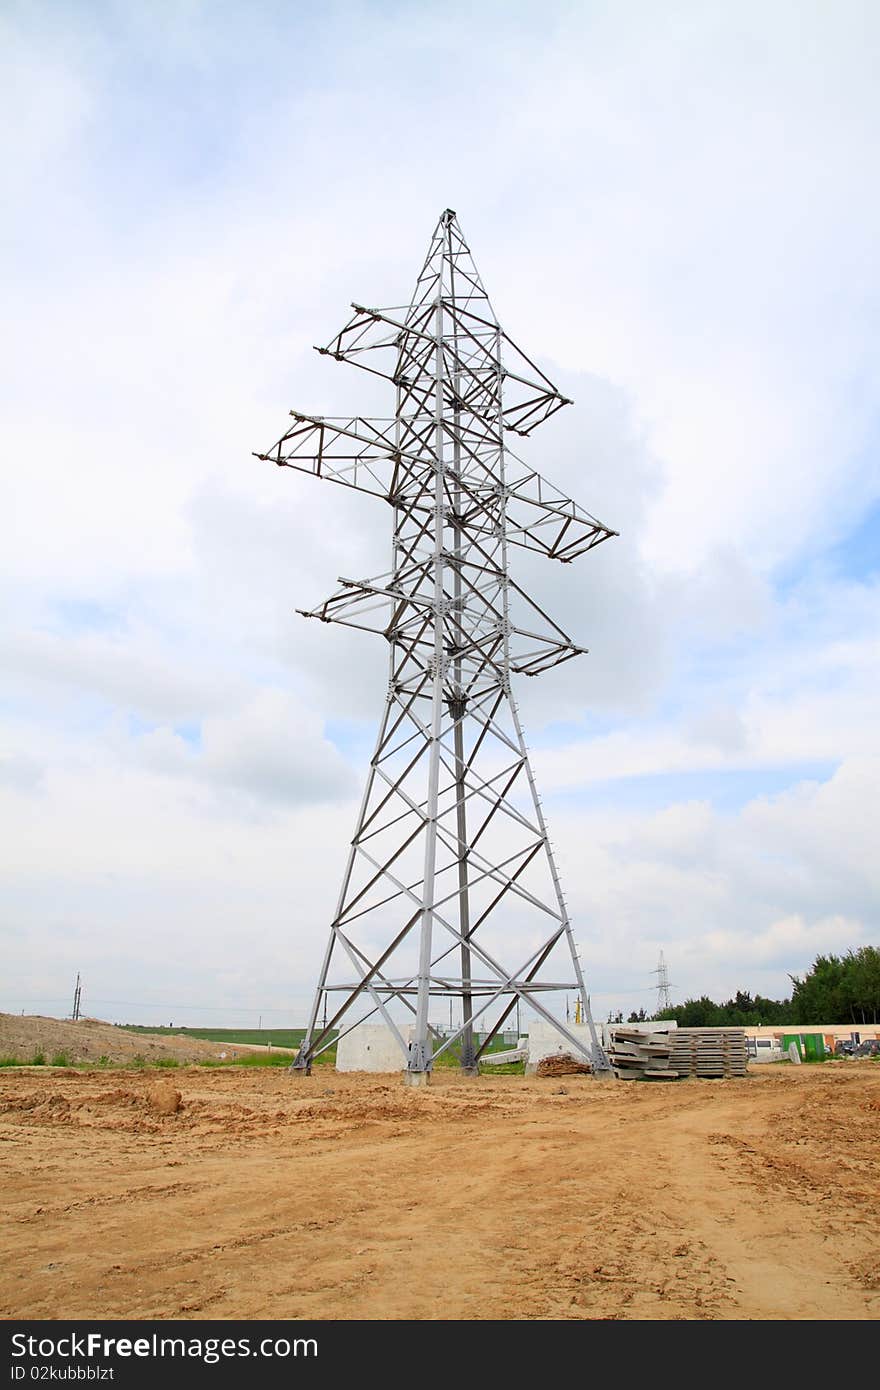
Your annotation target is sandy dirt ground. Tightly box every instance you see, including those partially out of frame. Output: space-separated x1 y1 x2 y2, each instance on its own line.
1 1063 878 1321
0 1013 288 1065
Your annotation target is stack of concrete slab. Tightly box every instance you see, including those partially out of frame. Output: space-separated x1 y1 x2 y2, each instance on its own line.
668 1027 748 1078
606 1027 677 1081
600 1020 673 1045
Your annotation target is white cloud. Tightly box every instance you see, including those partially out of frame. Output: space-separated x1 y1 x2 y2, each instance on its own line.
549 756 879 1010
685 704 750 755
134 688 357 807
3 624 242 724
698 915 867 971
0 753 45 793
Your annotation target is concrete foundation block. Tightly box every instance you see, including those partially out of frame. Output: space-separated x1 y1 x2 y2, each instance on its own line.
335 1022 412 1073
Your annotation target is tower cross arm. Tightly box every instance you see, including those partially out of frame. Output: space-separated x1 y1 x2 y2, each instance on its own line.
443 300 575 435
315 302 574 438
502 458 619 562
254 412 432 505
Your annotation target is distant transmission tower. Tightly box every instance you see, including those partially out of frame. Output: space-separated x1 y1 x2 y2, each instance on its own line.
71 972 82 1022
652 951 672 1013
257 209 617 1082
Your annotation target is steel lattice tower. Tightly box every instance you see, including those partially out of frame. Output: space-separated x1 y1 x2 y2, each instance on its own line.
256 210 617 1082
653 950 673 1013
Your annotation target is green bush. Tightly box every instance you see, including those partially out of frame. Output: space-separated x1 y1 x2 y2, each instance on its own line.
50 1051 71 1068
31 1051 46 1066
152 1057 180 1068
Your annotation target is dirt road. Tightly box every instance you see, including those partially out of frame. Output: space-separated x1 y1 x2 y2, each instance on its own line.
1 1065 877 1320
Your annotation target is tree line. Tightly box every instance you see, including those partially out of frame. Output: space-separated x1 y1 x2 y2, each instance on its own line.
608 947 879 1028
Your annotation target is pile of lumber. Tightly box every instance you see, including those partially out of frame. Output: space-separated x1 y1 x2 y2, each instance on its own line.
606 1027 677 1081
535 1051 592 1077
668 1027 748 1078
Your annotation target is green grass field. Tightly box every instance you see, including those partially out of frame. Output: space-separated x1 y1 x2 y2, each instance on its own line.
119 1026 314 1049
116 1023 520 1071
121 1024 515 1052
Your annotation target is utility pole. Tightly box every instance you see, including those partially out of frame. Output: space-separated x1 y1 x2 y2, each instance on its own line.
71 973 82 1022
257 211 617 1081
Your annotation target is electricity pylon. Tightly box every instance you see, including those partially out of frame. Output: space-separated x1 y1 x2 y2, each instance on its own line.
653 951 673 1013
256 209 617 1081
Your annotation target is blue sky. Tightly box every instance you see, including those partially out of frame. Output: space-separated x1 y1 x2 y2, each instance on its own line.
1 0 878 1028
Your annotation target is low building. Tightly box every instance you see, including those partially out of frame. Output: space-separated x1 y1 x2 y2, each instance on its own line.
744 1023 880 1062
